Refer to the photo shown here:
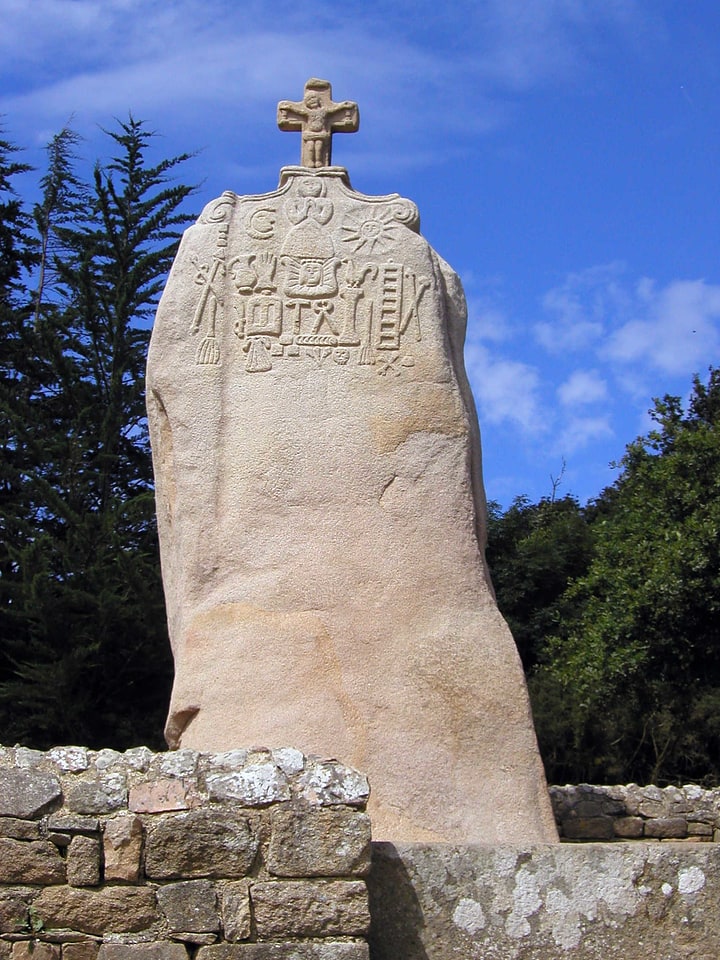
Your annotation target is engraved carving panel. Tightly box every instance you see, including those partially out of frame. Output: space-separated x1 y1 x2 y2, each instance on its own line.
190 178 430 375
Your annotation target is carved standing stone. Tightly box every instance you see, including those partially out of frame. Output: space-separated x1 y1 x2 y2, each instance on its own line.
147 85 557 844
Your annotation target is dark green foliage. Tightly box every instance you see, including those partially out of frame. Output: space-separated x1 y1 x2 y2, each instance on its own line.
526 369 720 785
486 494 593 671
0 119 195 749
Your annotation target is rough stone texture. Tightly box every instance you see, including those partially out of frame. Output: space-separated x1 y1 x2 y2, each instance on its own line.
251 880 369 939
220 881 252 942
206 765 290 806
267 807 371 877
0 770 61 819
33 887 157 935
0 819 40 840
368 842 720 960
144 810 258 879
11 944 60 960
62 945 100 960
197 947 369 960
157 880 219 933
98 948 188 960
64 775 127 815
0 890 33 934
66 835 101 887
103 814 144 882
147 159 556 845
128 780 193 814
0 839 65 885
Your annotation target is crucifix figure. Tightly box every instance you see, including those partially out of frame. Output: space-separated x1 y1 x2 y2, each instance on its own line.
278 78 359 169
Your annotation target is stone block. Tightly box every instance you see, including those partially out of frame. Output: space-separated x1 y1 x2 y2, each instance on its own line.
145 810 258 880
97 947 188 960
206 763 290 806
0 838 66 884
62 944 100 960
196 946 369 960
267 807 371 877
48 747 89 773
46 815 100 834
0 818 41 840
220 880 252 942
298 764 369 809
67 835 101 887
0 770 61 819
157 880 219 933
644 817 688 839
103 814 144 882
251 880 369 938
129 779 193 813
64 775 127 815
688 821 714 837
33 886 157 935
0 889 34 934
12 944 60 960
613 816 644 839
561 816 614 840
0 941 11 960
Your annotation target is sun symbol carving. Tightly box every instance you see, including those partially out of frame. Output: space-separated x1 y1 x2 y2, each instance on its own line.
341 208 398 253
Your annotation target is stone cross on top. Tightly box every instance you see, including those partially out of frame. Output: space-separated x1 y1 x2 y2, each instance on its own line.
277 78 359 169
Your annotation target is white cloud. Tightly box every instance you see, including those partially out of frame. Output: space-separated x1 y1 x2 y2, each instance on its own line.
554 414 614 455
537 265 720 386
605 278 720 375
464 342 544 433
535 262 629 352
557 369 608 407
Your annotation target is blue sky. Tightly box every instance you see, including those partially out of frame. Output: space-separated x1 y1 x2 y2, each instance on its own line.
2 0 719 507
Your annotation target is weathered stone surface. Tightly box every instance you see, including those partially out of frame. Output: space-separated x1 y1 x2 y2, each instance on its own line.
206 763 290 806
220 881 251 942
267 806 371 877
33 886 157 935
368 842 720 960
46 814 100 834
196 946 368 960
144 810 258 879
645 817 688 839
66 835 101 887
147 97 557 844
157 880 219 933
613 816 644 838
62 944 100 960
64 775 127 815
97 947 187 960
0 770 61 818
11 944 60 960
48 747 90 773
0 818 40 840
298 763 369 808
103 813 144 882
0 889 34 934
0 838 66 884
562 817 614 841
129 779 193 813
251 880 369 938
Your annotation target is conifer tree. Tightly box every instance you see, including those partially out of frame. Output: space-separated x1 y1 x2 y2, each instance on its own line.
0 118 195 749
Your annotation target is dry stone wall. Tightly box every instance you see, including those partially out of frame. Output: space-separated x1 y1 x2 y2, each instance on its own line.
0 745 371 960
550 784 720 842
